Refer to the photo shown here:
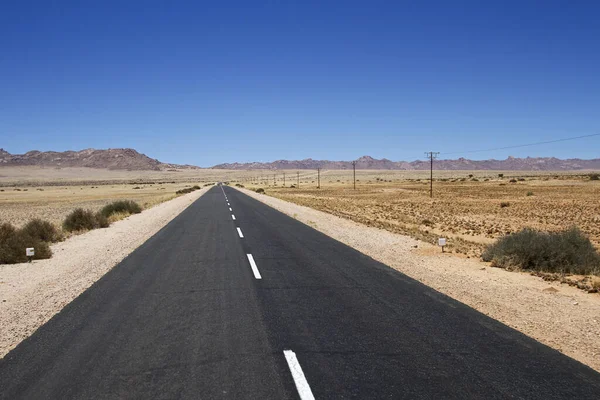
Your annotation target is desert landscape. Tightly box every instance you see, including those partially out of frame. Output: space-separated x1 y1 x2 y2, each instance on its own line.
1 150 600 374
242 169 600 258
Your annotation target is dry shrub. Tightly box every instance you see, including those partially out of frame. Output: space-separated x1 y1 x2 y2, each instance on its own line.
22 218 62 242
176 185 200 195
63 208 107 232
0 222 52 264
100 200 142 218
255 188 265 194
482 227 600 275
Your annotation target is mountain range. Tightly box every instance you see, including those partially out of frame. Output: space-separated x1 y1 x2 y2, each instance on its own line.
1 149 599 171
0 148 199 171
212 155 600 171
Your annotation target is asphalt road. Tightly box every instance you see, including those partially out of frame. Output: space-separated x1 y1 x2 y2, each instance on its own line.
1 185 599 399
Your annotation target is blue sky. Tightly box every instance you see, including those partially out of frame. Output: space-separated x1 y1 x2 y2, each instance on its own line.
1 1 598 166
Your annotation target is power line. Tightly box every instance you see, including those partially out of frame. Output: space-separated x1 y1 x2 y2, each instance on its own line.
440 133 600 156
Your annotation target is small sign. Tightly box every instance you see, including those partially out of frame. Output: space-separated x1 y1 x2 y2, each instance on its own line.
26 248 35 257
438 238 446 247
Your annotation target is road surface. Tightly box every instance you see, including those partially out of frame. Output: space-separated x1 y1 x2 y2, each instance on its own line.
1 185 599 399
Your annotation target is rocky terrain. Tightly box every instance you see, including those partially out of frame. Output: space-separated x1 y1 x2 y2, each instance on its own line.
213 155 600 171
0 148 200 171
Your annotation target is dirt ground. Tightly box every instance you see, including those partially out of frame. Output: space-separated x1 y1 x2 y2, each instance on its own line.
249 171 600 258
236 187 600 373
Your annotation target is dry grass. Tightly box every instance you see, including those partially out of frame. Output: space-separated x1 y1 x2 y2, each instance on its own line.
254 171 600 260
0 167 220 228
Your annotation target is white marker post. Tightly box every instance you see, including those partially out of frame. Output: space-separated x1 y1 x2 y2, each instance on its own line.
26 247 35 262
438 238 446 253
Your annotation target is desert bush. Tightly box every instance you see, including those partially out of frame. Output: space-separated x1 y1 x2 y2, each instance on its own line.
526 191 534 196
500 202 510 208
95 212 110 228
0 222 52 264
100 200 142 218
518 178 526 181
498 174 504 178
255 188 265 194
22 219 62 242
176 186 200 195
509 179 517 183
482 227 600 275
63 208 105 232
590 173 599 181
235 183 245 188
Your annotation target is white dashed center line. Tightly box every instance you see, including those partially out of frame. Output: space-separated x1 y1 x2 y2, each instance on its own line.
229 207 232 211
283 350 315 400
237 227 244 238
246 254 262 279
231 214 236 220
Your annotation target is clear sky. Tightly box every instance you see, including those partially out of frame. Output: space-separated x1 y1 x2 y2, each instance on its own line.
1 1 598 166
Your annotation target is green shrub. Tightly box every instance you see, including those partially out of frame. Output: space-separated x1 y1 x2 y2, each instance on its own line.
100 200 142 218
526 191 534 196
482 227 600 275
0 222 52 264
498 174 504 178
22 219 62 242
590 173 599 181
63 208 105 232
509 179 517 183
255 188 265 194
500 202 510 208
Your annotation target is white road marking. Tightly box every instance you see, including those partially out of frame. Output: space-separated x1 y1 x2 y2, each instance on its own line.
283 350 315 400
246 254 262 279
229 207 232 211
231 214 236 220
237 227 244 238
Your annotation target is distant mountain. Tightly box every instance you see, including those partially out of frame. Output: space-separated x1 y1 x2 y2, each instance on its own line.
212 155 600 171
0 148 201 171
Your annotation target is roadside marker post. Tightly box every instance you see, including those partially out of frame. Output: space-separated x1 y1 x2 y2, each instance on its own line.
438 238 446 253
26 247 35 262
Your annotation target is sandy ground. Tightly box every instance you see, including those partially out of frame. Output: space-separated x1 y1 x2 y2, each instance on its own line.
236 187 600 373
0 187 209 358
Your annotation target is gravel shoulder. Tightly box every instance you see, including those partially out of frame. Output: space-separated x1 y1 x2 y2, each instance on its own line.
0 188 209 358
236 187 600 373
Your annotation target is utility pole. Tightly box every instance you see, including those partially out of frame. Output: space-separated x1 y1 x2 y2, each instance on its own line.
425 152 440 198
297 171 300 188
317 168 321 189
352 161 357 190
